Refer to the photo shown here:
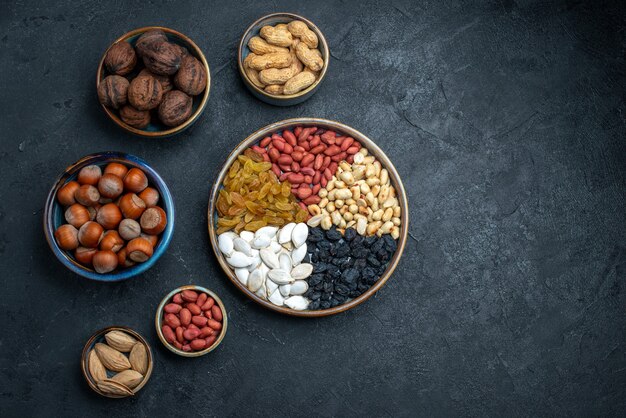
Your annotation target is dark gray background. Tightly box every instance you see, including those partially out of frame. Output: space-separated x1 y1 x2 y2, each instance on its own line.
1 0 625 416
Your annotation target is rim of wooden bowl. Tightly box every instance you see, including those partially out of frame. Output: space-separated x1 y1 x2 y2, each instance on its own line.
154 285 228 357
96 26 211 138
238 13 330 101
207 118 409 317
81 326 154 398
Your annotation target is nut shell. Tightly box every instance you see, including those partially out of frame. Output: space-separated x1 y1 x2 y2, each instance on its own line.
135 30 168 56
75 185 100 207
138 69 173 93
96 203 123 230
98 174 124 199
57 181 80 206
92 250 119 274
174 55 207 96
104 162 128 179
126 237 154 262
55 224 79 250
119 193 146 219
78 221 104 248
104 42 137 75
142 41 182 75
140 206 167 235
98 75 129 109
158 90 192 127
119 106 150 129
123 168 148 194
75 246 97 265
128 75 163 111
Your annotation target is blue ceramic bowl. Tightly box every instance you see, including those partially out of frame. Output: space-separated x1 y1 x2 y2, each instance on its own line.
97 26 211 138
238 13 330 106
44 152 175 282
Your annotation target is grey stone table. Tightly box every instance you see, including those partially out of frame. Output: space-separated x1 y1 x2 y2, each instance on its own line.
1 1 625 416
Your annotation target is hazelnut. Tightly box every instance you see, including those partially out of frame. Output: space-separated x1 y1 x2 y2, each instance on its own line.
138 187 160 207
139 69 173 93
98 174 124 199
174 55 207 96
158 90 192 127
135 30 168 56
140 206 167 235
119 218 141 241
75 246 97 266
65 204 90 228
77 165 102 186
123 168 149 193
104 41 136 75
117 247 135 268
119 193 146 219
103 162 128 179
92 250 118 273
74 185 100 207
78 221 104 248
55 224 79 251
96 203 122 229
97 75 129 109
120 105 151 128
142 41 182 75
126 237 154 262
57 181 80 206
128 75 163 111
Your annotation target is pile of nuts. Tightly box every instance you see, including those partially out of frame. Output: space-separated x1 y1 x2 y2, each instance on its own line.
244 20 324 96
306 148 402 238
86 330 150 397
161 289 224 352
249 126 362 206
53 162 168 273
218 224 312 310
98 29 207 128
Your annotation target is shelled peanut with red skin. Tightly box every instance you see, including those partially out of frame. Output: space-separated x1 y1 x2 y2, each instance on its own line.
246 125 362 212
161 290 224 352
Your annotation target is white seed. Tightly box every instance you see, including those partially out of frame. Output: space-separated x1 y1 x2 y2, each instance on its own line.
284 296 309 311
226 251 253 268
247 269 264 292
266 278 278 295
255 226 278 239
279 252 292 271
291 263 313 280
291 223 308 248
247 253 262 271
307 214 324 227
290 280 308 295
267 269 294 284
235 268 249 286
291 243 307 265
268 289 285 306
278 223 296 244
218 234 234 256
251 234 271 249
269 241 282 253
255 282 267 298
260 248 280 269
239 231 254 242
233 237 252 256
279 284 291 297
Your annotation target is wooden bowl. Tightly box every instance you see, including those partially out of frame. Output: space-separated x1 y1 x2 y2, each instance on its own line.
207 118 409 317
238 13 330 106
155 285 228 357
81 326 153 398
43 152 175 282
96 26 210 137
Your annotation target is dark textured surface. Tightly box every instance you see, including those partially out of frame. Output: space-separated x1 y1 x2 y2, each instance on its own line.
1 0 625 416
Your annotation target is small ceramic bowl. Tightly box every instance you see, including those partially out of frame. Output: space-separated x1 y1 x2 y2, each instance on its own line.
81 326 153 398
207 118 409 317
43 152 175 282
238 13 330 106
96 26 210 138
155 285 228 357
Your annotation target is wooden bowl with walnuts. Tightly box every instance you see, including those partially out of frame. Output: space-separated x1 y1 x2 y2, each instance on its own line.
96 27 210 138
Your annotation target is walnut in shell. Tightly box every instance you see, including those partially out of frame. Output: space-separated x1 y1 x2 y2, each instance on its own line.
104 42 136 75
142 41 182 75
174 55 207 96
120 105 150 128
158 90 192 127
98 75 129 109
128 74 163 110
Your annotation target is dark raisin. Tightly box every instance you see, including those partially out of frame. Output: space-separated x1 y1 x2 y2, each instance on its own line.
325 228 342 241
334 244 350 258
320 300 331 309
341 268 359 284
309 300 321 310
335 283 349 295
310 291 321 300
344 228 357 241
367 255 381 267
309 274 324 286
309 228 324 242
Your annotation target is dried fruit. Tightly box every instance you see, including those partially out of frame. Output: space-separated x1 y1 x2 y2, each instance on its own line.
88 349 108 382
97 379 135 397
104 330 137 352
94 342 131 372
216 154 307 234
